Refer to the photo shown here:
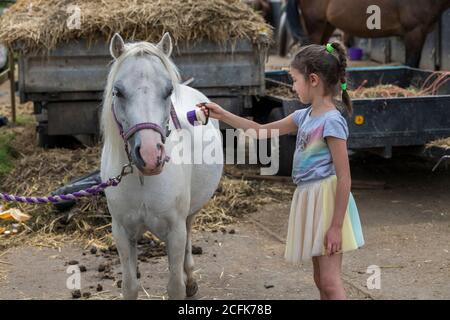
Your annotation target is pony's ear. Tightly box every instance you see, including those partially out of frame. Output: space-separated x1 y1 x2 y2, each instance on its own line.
157 32 173 57
110 33 125 59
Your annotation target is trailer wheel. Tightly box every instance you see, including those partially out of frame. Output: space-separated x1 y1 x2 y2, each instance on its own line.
267 107 296 176
38 132 82 149
53 200 77 213
37 132 60 148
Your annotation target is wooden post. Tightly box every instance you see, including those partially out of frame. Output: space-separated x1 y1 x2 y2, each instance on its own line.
8 49 16 124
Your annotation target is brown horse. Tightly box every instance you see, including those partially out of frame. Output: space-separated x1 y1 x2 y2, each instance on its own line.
244 0 272 23
286 0 450 67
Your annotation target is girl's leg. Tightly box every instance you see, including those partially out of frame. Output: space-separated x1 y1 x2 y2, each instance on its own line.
317 253 346 300
312 257 326 300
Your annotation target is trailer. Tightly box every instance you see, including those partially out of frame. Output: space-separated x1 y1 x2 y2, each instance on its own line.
18 38 268 146
16 36 450 177
257 66 450 175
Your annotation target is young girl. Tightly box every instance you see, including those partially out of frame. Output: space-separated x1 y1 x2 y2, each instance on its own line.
197 42 364 300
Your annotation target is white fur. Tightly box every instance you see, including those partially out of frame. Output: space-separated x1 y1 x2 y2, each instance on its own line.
100 37 223 300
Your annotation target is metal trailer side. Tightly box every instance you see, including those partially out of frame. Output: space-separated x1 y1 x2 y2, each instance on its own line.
18 38 267 145
260 67 450 175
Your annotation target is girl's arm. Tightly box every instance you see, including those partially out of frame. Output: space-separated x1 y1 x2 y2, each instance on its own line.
325 136 352 256
197 102 298 138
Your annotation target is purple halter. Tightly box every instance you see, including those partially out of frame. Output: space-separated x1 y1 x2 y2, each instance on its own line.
112 90 182 163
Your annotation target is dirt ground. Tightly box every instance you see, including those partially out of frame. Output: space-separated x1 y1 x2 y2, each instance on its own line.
0 153 448 300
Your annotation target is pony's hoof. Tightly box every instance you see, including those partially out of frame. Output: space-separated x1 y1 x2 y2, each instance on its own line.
186 281 198 297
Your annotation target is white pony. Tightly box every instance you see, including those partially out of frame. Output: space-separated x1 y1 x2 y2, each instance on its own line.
100 33 223 299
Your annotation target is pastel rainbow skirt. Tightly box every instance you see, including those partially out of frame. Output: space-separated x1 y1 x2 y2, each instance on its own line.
285 175 364 263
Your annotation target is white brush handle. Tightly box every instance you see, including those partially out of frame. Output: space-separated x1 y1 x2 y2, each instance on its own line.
195 108 207 125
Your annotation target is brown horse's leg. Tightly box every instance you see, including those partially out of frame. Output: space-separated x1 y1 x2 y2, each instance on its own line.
320 22 337 44
404 27 427 68
306 21 323 44
343 33 354 48
304 18 335 45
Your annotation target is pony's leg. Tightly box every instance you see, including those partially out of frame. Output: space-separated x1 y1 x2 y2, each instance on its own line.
112 221 139 300
166 221 188 300
184 215 198 297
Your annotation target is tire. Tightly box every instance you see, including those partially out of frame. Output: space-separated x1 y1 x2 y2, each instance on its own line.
37 131 60 148
37 124 84 149
53 201 77 212
266 107 296 176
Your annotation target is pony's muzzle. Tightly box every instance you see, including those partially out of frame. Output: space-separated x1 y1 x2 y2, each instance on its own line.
134 145 146 169
133 130 166 175
155 143 167 167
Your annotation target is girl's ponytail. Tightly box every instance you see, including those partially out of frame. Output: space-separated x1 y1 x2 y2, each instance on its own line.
329 42 353 116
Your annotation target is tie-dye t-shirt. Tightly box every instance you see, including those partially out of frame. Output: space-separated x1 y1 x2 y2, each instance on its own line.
291 106 349 184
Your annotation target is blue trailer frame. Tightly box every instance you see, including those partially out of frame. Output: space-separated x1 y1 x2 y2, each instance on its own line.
257 66 450 175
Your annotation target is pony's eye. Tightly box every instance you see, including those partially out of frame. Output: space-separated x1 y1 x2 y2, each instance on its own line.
113 87 124 98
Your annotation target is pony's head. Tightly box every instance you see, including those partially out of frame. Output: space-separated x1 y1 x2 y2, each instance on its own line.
101 33 180 175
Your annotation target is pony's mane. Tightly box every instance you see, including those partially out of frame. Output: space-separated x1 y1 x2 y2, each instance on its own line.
100 41 181 167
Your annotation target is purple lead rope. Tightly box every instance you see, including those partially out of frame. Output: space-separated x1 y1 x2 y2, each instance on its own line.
0 180 117 204
0 163 134 204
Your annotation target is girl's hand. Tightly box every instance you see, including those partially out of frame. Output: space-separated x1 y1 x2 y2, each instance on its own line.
324 226 342 256
196 102 227 121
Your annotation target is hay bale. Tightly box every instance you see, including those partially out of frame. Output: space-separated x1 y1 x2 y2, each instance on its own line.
267 84 427 100
0 0 272 53
426 137 450 149
266 85 297 100
349 85 422 99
